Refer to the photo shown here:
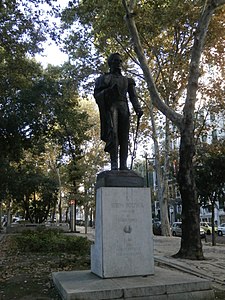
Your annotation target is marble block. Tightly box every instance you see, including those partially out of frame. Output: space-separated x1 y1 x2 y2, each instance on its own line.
91 187 154 278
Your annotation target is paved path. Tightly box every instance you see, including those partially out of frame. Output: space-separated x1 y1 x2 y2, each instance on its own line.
75 226 225 295
153 235 225 293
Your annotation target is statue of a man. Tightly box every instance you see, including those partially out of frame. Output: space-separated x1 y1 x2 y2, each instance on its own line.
94 53 143 170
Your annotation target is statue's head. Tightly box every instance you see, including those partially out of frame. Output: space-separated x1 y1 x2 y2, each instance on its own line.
107 53 122 70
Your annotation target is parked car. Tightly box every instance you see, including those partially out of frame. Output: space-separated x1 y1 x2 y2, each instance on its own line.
76 219 85 226
218 223 225 236
171 222 182 237
200 227 206 238
171 222 205 238
200 222 217 235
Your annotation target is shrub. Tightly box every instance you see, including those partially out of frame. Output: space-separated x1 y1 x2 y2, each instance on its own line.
14 228 91 255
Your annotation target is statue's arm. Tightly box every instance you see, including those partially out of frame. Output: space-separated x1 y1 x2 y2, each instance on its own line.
128 78 143 117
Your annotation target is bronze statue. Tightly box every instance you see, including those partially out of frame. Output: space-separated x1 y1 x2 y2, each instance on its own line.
94 53 143 170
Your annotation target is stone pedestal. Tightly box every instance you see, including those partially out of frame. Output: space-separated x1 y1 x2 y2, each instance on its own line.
52 269 215 300
91 184 154 278
52 171 215 300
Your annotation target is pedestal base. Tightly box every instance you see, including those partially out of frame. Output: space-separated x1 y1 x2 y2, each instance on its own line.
52 269 215 300
95 170 144 189
91 187 154 278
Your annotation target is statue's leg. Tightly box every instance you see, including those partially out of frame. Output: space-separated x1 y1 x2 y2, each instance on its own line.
110 106 119 170
118 107 129 170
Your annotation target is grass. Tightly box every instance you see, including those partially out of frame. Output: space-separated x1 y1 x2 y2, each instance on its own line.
0 229 91 300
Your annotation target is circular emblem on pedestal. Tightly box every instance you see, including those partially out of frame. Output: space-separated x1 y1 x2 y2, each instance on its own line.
123 225 132 233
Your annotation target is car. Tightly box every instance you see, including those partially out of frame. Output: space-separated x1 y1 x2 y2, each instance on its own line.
171 222 182 236
171 222 206 238
200 222 211 235
218 223 225 236
200 222 217 235
76 219 85 226
12 217 21 223
200 227 206 239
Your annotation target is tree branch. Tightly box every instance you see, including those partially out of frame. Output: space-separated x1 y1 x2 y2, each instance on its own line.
122 0 183 129
214 0 225 7
184 0 222 124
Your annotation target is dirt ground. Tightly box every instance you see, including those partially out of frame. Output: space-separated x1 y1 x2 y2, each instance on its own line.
0 235 90 300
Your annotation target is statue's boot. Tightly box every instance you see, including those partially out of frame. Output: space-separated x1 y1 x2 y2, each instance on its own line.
110 153 118 170
120 140 129 170
111 160 118 170
120 158 129 170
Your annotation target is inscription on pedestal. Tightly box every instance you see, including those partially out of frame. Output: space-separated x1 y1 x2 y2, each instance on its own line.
106 192 150 262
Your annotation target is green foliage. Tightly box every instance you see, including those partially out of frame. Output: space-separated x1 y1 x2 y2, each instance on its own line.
0 1 65 162
0 0 59 57
61 0 224 112
0 59 92 216
14 228 91 254
61 1 197 88
195 140 225 205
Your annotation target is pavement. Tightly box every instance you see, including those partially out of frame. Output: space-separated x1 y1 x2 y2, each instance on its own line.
153 235 225 295
73 226 225 297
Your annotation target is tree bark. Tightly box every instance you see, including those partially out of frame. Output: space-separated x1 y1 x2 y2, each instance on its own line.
211 195 216 246
56 167 62 223
175 127 203 259
143 98 171 236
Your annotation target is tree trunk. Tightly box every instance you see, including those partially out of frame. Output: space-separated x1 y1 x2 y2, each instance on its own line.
24 195 32 222
58 194 62 223
84 206 89 235
211 198 216 246
51 201 56 223
56 167 62 223
6 198 11 227
147 99 171 236
175 128 204 259
0 201 2 231
162 117 172 235
65 206 69 223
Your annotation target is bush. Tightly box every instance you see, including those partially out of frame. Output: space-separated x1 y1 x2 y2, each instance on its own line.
14 228 91 255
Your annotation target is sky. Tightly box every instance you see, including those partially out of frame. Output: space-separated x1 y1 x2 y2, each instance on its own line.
35 0 69 67
35 43 68 67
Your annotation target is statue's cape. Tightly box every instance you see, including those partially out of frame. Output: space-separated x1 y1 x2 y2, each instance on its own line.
94 74 115 153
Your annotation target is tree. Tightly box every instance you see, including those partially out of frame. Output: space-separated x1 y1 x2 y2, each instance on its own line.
0 0 59 55
61 0 224 258
3 150 58 224
122 0 225 259
0 0 61 196
195 140 225 246
29 65 93 224
0 59 92 224
73 99 108 232
0 0 95 225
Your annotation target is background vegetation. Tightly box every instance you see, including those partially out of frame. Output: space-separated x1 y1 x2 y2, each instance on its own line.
0 0 224 258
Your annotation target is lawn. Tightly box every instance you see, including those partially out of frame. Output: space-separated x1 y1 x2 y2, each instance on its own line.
0 230 91 300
